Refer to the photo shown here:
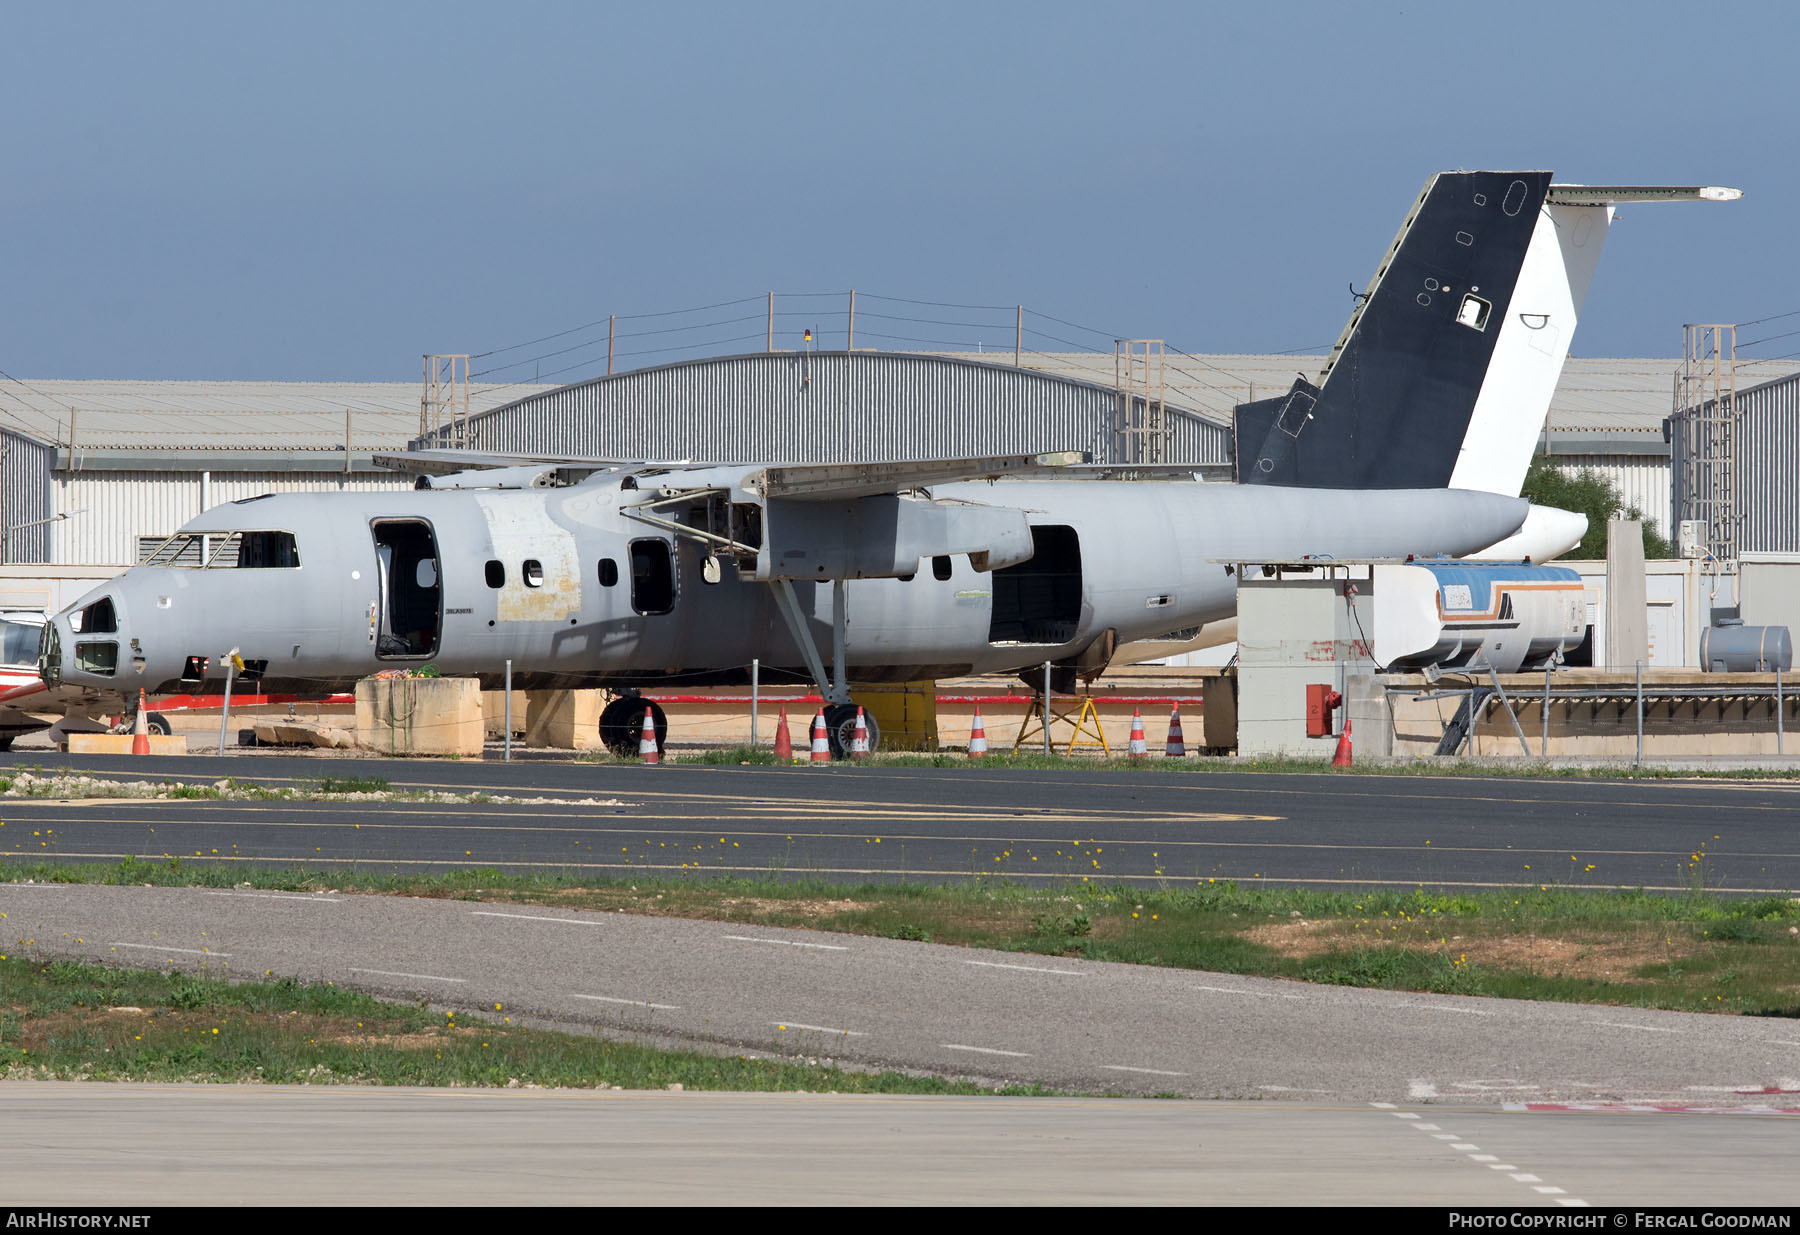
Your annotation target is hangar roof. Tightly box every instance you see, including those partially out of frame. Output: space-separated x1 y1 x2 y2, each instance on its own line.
1 355 1773 459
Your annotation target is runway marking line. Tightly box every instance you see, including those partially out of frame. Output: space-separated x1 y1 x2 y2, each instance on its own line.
201 891 340 903
1102 1065 1187 1077
348 967 466 984
943 1044 1031 1058
1595 1021 1683 1033
1382 1106 1587 1206
966 960 1084 976
723 935 849 951
573 995 680 1010
1193 984 1304 1000
472 911 606 926
773 1022 865 1037
1402 1003 1494 1016
108 942 227 957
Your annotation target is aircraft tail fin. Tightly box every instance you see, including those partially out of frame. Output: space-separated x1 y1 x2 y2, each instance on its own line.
1235 172 1737 496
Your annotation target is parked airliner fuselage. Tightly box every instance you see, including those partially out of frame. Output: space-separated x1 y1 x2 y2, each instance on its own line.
41 476 1526 700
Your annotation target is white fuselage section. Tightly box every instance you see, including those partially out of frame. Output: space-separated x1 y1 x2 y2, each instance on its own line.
42 477 1529 696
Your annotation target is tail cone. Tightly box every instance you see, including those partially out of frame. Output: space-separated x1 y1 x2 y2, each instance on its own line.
809 710 831 762
1332 719 1353 768
1127 708 1148 758
849 706 870 759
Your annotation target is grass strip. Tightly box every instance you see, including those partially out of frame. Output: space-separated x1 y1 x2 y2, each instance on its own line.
666 746 1800 779
6 859 1797 1017
0 955 1055 1093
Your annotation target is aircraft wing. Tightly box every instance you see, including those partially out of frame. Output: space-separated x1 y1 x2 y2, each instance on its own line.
647 451 1089 501
622 451 1088 581
371 449 650 477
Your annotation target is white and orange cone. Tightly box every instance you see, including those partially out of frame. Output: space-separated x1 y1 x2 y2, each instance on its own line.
1165 703 1186 757
1332 719 1353 768
810 710 831 762
638 709 660 764
773 706 793 762
1127 708 1148 758
849 707 870 758
967 705 988 758
131 689 150 756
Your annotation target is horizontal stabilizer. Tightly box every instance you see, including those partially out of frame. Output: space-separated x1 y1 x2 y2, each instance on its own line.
1546 185 1742 205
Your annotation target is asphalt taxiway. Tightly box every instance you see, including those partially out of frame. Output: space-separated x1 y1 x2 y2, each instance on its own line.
2 752 1797 893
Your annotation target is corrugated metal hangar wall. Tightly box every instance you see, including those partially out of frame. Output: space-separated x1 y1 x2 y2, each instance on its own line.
440 352 1234 466
1670 369 1800 554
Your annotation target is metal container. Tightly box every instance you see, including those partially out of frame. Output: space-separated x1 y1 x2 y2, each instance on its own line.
1699 619 1792 672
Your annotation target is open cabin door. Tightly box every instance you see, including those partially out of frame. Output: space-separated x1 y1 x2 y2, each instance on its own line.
371 519 442 658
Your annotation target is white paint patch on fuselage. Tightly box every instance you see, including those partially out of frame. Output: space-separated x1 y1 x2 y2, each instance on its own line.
474 492 582 623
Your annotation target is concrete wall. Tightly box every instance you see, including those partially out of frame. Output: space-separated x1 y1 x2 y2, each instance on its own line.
1236 570 1377 757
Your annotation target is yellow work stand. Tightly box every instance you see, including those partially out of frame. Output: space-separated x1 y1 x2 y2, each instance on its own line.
1013 693 1111 756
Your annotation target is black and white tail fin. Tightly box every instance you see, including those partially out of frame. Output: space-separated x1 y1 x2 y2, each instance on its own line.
1235 171 1739 496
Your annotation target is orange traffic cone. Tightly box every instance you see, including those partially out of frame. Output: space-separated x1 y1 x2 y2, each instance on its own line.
809 710 831 762
967 705 988 758
773 706 792 762
1165 703 1186 757
1127 708 1148 758
1332 719 1353 767
131 689 150 756
849 707 870 759
638 709 660 764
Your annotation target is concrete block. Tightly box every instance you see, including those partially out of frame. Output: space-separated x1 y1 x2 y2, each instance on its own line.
252 719 353 749
354 677 484 757
482 690 529 739
851 681 938 752
523 689 602 750
65 733 188 755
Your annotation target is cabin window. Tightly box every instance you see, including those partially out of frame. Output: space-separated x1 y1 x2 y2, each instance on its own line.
485 560 505 588
629 539 674 615
523 559 544 588
932 555 953 581
599 558 619 587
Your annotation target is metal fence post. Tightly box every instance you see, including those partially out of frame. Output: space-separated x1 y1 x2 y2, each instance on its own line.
1043 660 1052 756
751 658 760 750
1542 660 1552 757
1635 659 1644 764
1764 662 1778 759
504 659 512 763
217 658 236 756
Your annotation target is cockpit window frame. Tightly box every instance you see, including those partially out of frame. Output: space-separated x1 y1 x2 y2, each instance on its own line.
139 529 302 570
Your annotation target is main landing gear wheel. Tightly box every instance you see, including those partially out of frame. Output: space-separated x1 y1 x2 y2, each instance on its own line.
599 697 666 759
113 711 172 737
822 703 878 760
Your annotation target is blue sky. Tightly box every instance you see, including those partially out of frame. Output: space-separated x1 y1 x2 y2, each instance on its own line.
2 1 1792 381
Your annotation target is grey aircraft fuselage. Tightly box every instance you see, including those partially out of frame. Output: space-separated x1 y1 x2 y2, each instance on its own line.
41 475 1527 699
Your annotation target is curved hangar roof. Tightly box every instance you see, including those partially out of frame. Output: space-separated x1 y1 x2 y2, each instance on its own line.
429 351 1234 466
